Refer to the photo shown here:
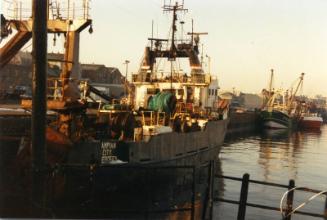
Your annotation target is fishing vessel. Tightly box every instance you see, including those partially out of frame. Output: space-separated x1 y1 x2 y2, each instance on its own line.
85 3 230 166
260 70 304 129
298 102 323 130
68 2 229 216
299 114 323 130
260 108 291 129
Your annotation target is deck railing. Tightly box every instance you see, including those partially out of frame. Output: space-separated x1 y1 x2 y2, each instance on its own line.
1 0 91 20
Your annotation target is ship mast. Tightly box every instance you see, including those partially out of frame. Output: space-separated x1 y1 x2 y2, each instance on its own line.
163 1 187 60
136 0 207 85
269 69 274 98
287 73 305 113
163 1 187 91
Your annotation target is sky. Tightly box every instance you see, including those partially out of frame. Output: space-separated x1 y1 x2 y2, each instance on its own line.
2 0 327 96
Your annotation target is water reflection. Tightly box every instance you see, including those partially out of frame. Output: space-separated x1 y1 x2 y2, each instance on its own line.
261 128 291 139
259 129 295 182
257 129 323 183
214 156 225 199
216 125 327 219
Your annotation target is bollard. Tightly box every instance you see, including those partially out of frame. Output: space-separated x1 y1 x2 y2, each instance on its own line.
285 179 295 220
237 173 250 220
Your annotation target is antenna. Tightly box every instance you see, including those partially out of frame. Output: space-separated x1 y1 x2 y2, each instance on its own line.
151 20 154 50
163 0 187 11
187 32 208 46
206 54 211 75
187 20 208 48
162 0 188 60
180 20 185 41
162 1 188 93
269 69 274 97
200 43 204 67
191 19 193 44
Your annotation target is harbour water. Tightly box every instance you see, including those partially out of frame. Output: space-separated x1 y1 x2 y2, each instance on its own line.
214 125 327 219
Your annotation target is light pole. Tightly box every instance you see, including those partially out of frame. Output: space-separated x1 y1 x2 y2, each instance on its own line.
124 60 130 97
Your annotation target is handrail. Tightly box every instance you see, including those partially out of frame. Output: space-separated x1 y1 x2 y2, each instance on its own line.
215 173 327 220
141 110 166 126
2 0 91 20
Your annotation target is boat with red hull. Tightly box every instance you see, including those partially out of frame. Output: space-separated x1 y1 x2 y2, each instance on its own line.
299 115 323 130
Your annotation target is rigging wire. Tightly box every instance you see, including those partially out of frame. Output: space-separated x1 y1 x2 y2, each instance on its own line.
110 1 140 19
154 23 172 75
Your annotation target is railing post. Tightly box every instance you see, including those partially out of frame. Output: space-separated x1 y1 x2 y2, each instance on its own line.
145 167 150 220
285 179 295 220
237 173 249 220
202 161 214 220
209 161 215 220
191 166 196 220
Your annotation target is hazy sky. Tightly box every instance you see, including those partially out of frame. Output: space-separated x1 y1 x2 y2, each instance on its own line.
5 0 327 96
76 0 327 96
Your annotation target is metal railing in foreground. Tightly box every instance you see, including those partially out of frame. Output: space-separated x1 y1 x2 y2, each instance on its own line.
215 173 327 220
